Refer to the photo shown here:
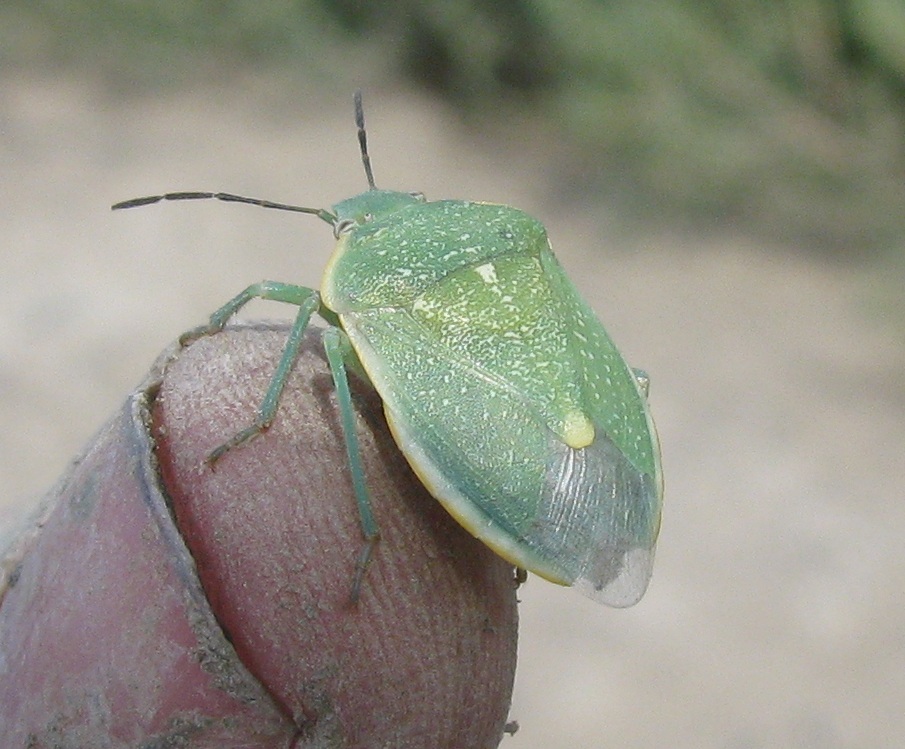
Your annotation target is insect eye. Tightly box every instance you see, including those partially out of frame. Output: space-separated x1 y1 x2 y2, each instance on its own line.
334 218 357 237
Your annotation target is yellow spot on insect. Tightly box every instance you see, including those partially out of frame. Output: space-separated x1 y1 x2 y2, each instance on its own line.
562 411 595 449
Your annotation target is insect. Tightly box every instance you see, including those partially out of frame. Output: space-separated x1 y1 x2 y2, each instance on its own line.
113 92 663 607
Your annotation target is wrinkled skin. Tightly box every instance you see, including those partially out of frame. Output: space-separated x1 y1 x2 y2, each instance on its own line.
0 323 518 749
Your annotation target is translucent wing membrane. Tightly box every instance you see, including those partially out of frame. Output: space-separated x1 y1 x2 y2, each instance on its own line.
539 431 658 606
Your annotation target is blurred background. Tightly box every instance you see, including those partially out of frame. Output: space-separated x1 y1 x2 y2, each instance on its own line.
1 2 903 746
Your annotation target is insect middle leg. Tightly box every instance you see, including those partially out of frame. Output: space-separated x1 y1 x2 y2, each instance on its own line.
189 281 322 464
322 326 380 602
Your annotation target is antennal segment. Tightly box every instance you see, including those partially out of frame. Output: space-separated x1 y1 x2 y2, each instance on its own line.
354 90 377 190
111 191 336 225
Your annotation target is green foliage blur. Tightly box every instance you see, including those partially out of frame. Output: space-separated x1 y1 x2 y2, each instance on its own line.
4 0 905 253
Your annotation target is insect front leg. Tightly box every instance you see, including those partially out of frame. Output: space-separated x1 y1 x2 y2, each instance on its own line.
322 326 380 603
180 280 319 345
201 282 322 464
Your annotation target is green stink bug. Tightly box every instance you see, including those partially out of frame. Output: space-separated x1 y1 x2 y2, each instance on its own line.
113 92 663 607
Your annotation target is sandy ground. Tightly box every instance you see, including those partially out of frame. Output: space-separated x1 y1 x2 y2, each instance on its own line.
2 74 903 747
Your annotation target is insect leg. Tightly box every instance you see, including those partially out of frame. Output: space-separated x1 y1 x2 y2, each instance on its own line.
204 283 321 464
181 280 319 345
514 567 528 588
322 326 380 602
632 368 651 398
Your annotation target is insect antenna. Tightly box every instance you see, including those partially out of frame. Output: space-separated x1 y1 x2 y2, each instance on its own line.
111 191 336 224
354 90 377 190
